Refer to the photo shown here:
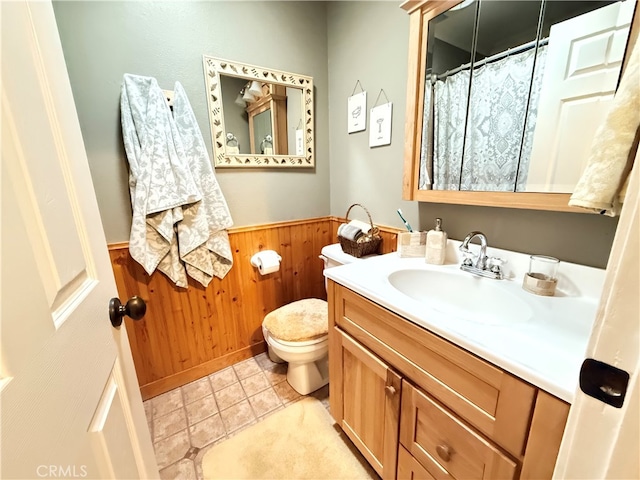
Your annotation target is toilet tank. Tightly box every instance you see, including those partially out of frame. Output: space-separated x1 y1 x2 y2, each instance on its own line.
320 243 361 269
320 243 374 290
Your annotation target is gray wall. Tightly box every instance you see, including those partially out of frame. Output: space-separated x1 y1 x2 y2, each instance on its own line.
327 2 420 231
53 1 330 243
326 2 617 268
417 204 618 268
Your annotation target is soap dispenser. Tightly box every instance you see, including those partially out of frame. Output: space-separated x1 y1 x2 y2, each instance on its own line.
425 218 447 265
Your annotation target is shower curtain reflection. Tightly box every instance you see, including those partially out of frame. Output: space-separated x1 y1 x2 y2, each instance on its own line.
432 71 470 190
461 45 548 191
424 44 548 191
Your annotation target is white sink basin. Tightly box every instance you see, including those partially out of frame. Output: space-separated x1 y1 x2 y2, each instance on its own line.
387 269 533 325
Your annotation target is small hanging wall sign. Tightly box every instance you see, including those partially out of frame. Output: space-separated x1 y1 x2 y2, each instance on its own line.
347 80 367 133
369 89 392 147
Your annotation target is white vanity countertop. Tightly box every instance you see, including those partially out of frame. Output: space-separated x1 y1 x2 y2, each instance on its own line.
323 242 605 403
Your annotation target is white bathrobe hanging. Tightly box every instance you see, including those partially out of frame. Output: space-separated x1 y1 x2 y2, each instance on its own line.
172 82 234 285
121 73 201 287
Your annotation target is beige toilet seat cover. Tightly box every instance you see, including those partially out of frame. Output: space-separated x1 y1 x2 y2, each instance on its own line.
263 298 328 342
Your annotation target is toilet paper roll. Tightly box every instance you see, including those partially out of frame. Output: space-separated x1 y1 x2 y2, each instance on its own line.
250 250 282 275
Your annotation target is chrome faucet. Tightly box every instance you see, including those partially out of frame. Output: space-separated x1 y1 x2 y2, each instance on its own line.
459 231 503 279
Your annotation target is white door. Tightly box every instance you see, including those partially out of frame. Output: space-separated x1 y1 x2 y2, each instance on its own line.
1 2 158 479
553 159 639 476
525 1 634 192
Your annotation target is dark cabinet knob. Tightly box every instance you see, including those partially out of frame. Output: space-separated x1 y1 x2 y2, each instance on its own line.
109 296 146 327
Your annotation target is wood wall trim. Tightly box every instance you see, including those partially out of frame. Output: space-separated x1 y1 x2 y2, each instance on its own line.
139 342 266 400
108 241 129 251
108 217 334 251
228 216 331 234
109 216 401 252
328 216 402 235
411 190 588 213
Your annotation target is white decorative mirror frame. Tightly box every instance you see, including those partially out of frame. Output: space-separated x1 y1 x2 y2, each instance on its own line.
203 55 314 168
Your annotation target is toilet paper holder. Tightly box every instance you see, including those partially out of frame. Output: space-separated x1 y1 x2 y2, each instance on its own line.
250 250 282 275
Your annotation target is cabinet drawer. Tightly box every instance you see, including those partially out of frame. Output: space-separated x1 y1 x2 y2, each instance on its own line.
397 445 438 480
332 285 535 456
401 381 518 480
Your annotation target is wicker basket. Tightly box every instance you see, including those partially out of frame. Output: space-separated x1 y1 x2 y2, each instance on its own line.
338 204 382 258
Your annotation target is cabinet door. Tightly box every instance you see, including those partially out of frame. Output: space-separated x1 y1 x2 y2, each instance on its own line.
400 381 517 480
333 328 401 479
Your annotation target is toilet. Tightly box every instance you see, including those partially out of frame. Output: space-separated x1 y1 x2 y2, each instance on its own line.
261 243 366 395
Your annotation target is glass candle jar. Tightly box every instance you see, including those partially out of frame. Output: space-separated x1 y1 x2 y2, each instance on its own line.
528 255 560 281
523 255 560 296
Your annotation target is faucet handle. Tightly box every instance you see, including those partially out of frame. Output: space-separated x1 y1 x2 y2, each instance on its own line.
488 256 506 266
460 247 475 267
487 257 506 278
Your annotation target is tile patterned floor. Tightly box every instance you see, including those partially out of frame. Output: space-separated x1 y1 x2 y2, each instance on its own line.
144 352 330 479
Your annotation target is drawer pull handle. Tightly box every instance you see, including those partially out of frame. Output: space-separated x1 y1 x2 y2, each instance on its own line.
436 444 452 462
385 385 397 396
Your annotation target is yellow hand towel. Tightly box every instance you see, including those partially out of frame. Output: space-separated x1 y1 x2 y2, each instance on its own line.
569 34 640 216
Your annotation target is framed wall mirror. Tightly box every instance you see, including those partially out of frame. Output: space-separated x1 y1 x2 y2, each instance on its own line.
203 56 314 168
402 0 638 211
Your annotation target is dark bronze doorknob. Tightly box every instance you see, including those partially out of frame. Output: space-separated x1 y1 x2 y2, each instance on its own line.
109 296 146 327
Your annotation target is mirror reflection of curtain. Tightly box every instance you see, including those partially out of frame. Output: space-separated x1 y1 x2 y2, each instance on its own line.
432 70 470 190
461 45 547 191
516 46 548 191
423 44 549 191
419 77 432 190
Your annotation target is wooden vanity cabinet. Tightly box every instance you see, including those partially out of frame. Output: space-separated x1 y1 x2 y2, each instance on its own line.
328 280 570 480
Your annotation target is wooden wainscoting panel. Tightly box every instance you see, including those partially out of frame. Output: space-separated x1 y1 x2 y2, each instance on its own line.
109 217 332 399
